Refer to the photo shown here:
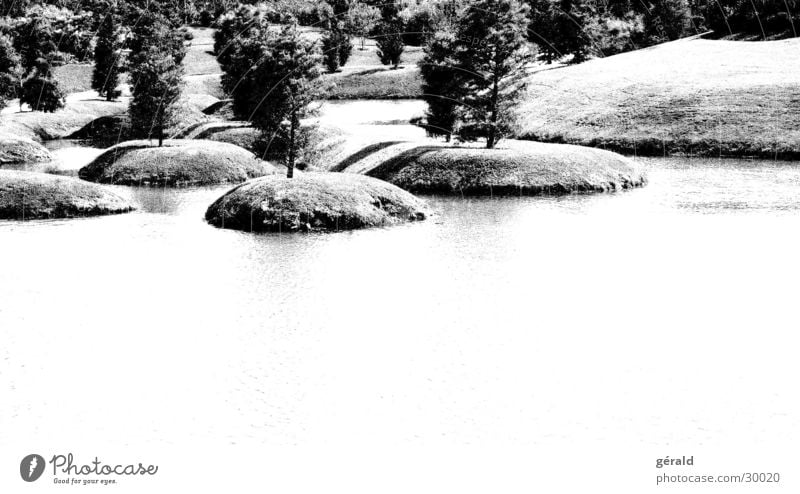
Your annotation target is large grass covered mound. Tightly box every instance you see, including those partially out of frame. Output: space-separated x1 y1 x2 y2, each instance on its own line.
0 170 134 219
79 140 274 186
0 136 53 165
518 37 800 159
205 172 429 232
364 142 646 195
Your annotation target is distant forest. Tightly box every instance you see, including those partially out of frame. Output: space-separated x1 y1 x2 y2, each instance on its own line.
2 1 799 55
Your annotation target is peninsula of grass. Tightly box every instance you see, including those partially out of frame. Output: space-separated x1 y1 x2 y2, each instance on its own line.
205 172 429 232
518 37 800 159
0 136 53 165
78 140 274 186
0 170 134 219
364 141 646 195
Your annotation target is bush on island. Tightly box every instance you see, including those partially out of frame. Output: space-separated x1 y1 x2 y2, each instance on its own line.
0 170 134 219
78 140 274 186
366 142 647 195
205 172 429 232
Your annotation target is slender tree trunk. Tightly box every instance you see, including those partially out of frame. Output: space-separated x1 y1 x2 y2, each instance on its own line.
158 114 164 147
487 71 499 149
287 109 297 178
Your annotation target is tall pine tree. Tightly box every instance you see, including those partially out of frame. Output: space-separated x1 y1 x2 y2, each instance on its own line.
127 11 185 145
92 11 121 101
376 0 404 68
419 29 460 141
455 0 531 148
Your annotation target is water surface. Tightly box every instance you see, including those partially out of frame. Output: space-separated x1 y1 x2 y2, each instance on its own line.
1 155 798 458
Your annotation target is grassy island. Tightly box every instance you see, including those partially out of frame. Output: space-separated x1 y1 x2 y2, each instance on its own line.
205 172 429 232
0 170 134 219
78 140 274 186
360 141 646 195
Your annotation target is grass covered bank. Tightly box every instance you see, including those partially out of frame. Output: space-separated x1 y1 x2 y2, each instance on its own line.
79 140 274 186
518 37 800 159
0 137 53 165
206 172 429 232
363 141 646 195
0 170 134 219
0 91 128 142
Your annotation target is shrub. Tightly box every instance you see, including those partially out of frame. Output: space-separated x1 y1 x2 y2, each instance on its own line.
21 75 65 112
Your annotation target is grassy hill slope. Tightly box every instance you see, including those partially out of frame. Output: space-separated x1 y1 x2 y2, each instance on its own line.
518 37 800 159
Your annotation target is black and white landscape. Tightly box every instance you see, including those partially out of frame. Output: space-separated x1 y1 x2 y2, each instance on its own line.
1 0 799 492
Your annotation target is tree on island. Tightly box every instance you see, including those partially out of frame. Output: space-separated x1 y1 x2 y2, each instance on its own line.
127 11 186 146
0 33 22 112
224 21 325 177
375 0 404 68
455 0 531 148
419 29 460 141
92 11 122 101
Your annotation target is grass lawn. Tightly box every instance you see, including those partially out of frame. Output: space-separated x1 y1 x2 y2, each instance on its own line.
53 63 95 94
519 37 800 159
324 40 424 99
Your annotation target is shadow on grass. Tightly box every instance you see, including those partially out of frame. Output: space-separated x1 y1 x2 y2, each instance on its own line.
330 141 405 172
363 145 440 178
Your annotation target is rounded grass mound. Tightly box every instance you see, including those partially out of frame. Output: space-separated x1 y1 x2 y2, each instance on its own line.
365 142 646 195
79 140 273 186
0 170 134 220
0 136 53 165
206 172 429 232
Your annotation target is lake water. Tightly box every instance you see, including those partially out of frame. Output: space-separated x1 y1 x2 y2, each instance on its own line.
2 154 799 491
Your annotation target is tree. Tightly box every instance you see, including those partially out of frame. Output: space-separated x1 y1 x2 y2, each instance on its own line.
92 11 122 101
526 0 593 63
21 75 65 112
324 0 354 65
346 1 379 49
641 0 690 42
1 0 28 17
455 0 531 148
375 0 404 68
127 12 186 145
419 30 460 141
12 15 59 76
0 33 22 112
223 21 326 177
214 5 264 72
10 15 65 113
321 26 349 72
